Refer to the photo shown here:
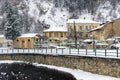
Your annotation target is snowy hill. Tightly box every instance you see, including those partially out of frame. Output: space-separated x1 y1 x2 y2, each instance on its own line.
0 0 120 33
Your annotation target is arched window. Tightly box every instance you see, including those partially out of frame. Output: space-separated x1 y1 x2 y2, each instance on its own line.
49 33 52 37
17 40 19 42
22 40 25 43
61 33 63 37
86 26 88 30
80 26 82 31
28 39 30 42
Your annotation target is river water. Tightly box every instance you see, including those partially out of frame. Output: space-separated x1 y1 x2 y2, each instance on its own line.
0 63 76 80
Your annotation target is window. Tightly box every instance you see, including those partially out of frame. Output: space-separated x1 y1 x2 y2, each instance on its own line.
86 26 88 30
17 40 19 42
80 26 82 31
44 33 46 36
89 26 92 30
22 40 25 43
70 26 72 29
28 39 30 42
55 33 58 37
64 33 67 37
49 33 52 37
61 33 63 37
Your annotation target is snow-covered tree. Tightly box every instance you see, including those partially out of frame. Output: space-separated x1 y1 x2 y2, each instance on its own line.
4 1 21 40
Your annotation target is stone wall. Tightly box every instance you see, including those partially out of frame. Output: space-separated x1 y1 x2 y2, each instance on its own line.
0 54 119 78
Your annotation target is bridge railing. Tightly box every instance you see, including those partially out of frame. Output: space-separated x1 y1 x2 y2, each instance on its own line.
0 48 119 58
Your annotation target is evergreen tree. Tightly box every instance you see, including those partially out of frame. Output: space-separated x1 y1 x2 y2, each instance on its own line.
4 1 21 40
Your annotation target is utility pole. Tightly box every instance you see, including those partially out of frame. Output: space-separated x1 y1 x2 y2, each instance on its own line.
74 21 77 49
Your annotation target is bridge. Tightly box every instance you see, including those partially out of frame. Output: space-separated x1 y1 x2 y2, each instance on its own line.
0 48 120 78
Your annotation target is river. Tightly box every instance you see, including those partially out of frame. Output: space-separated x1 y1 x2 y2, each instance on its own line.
0 62 76 80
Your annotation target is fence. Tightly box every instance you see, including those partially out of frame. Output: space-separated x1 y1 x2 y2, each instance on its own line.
0 48 120 58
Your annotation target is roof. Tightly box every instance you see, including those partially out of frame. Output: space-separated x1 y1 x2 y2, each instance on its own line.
67 19 100 24
106 37 120 41
89 25 105 32
18 33 39 38
44 26 68 32
96 43 108 46
83 39 97 43
0 35 4 38
90 18 120 32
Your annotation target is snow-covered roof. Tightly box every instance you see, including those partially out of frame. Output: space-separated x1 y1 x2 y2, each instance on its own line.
83 39 93 43
0 35 4 38
90 25 104 31
0 16 3 19
106 38 115 41
96 43 108 46
44 26 68 32
83 39 97 43
67 19 100 24
106 37 120 41
18 33 39 38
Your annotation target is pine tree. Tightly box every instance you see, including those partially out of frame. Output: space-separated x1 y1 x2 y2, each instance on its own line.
4 1 21 40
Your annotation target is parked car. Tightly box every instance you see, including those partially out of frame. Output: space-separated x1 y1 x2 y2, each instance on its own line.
110 43 120 49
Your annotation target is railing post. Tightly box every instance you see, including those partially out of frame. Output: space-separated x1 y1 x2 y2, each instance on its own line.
117 48 119 57
28 48 29 53
42 48 43 53
2 49 3 53
18 49 20 53
105 49 107 56
23 48 24 53
86 48 87 55
95 48 96 56
46 48 47 53
62 48 63 54
51 48 52 53
56 48 58 54
7 49 8 53
34 48 35 53
69 47 71 54
37 48 39 53
12 49 14 53
78 48 79 54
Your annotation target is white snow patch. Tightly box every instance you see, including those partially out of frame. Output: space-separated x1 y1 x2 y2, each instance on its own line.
44 26 67 32
18 33 39 38
0 35 4 38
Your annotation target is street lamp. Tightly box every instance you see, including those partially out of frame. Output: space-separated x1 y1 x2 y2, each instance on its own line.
90 35 96 52
74 21 77 49
93 37 96 52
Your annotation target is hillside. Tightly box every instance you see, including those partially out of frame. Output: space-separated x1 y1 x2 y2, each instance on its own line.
0 0 120 33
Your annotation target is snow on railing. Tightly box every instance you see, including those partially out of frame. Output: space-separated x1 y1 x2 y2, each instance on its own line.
0 48 119 59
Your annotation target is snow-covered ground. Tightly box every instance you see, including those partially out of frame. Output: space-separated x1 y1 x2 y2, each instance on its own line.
0 60 120 80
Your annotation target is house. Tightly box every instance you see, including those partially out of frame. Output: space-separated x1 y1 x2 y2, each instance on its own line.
13 33 41 48
66 19 100 40
89 18 120 41
0 35 7 47
0 35 12 48
43 26 68 43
